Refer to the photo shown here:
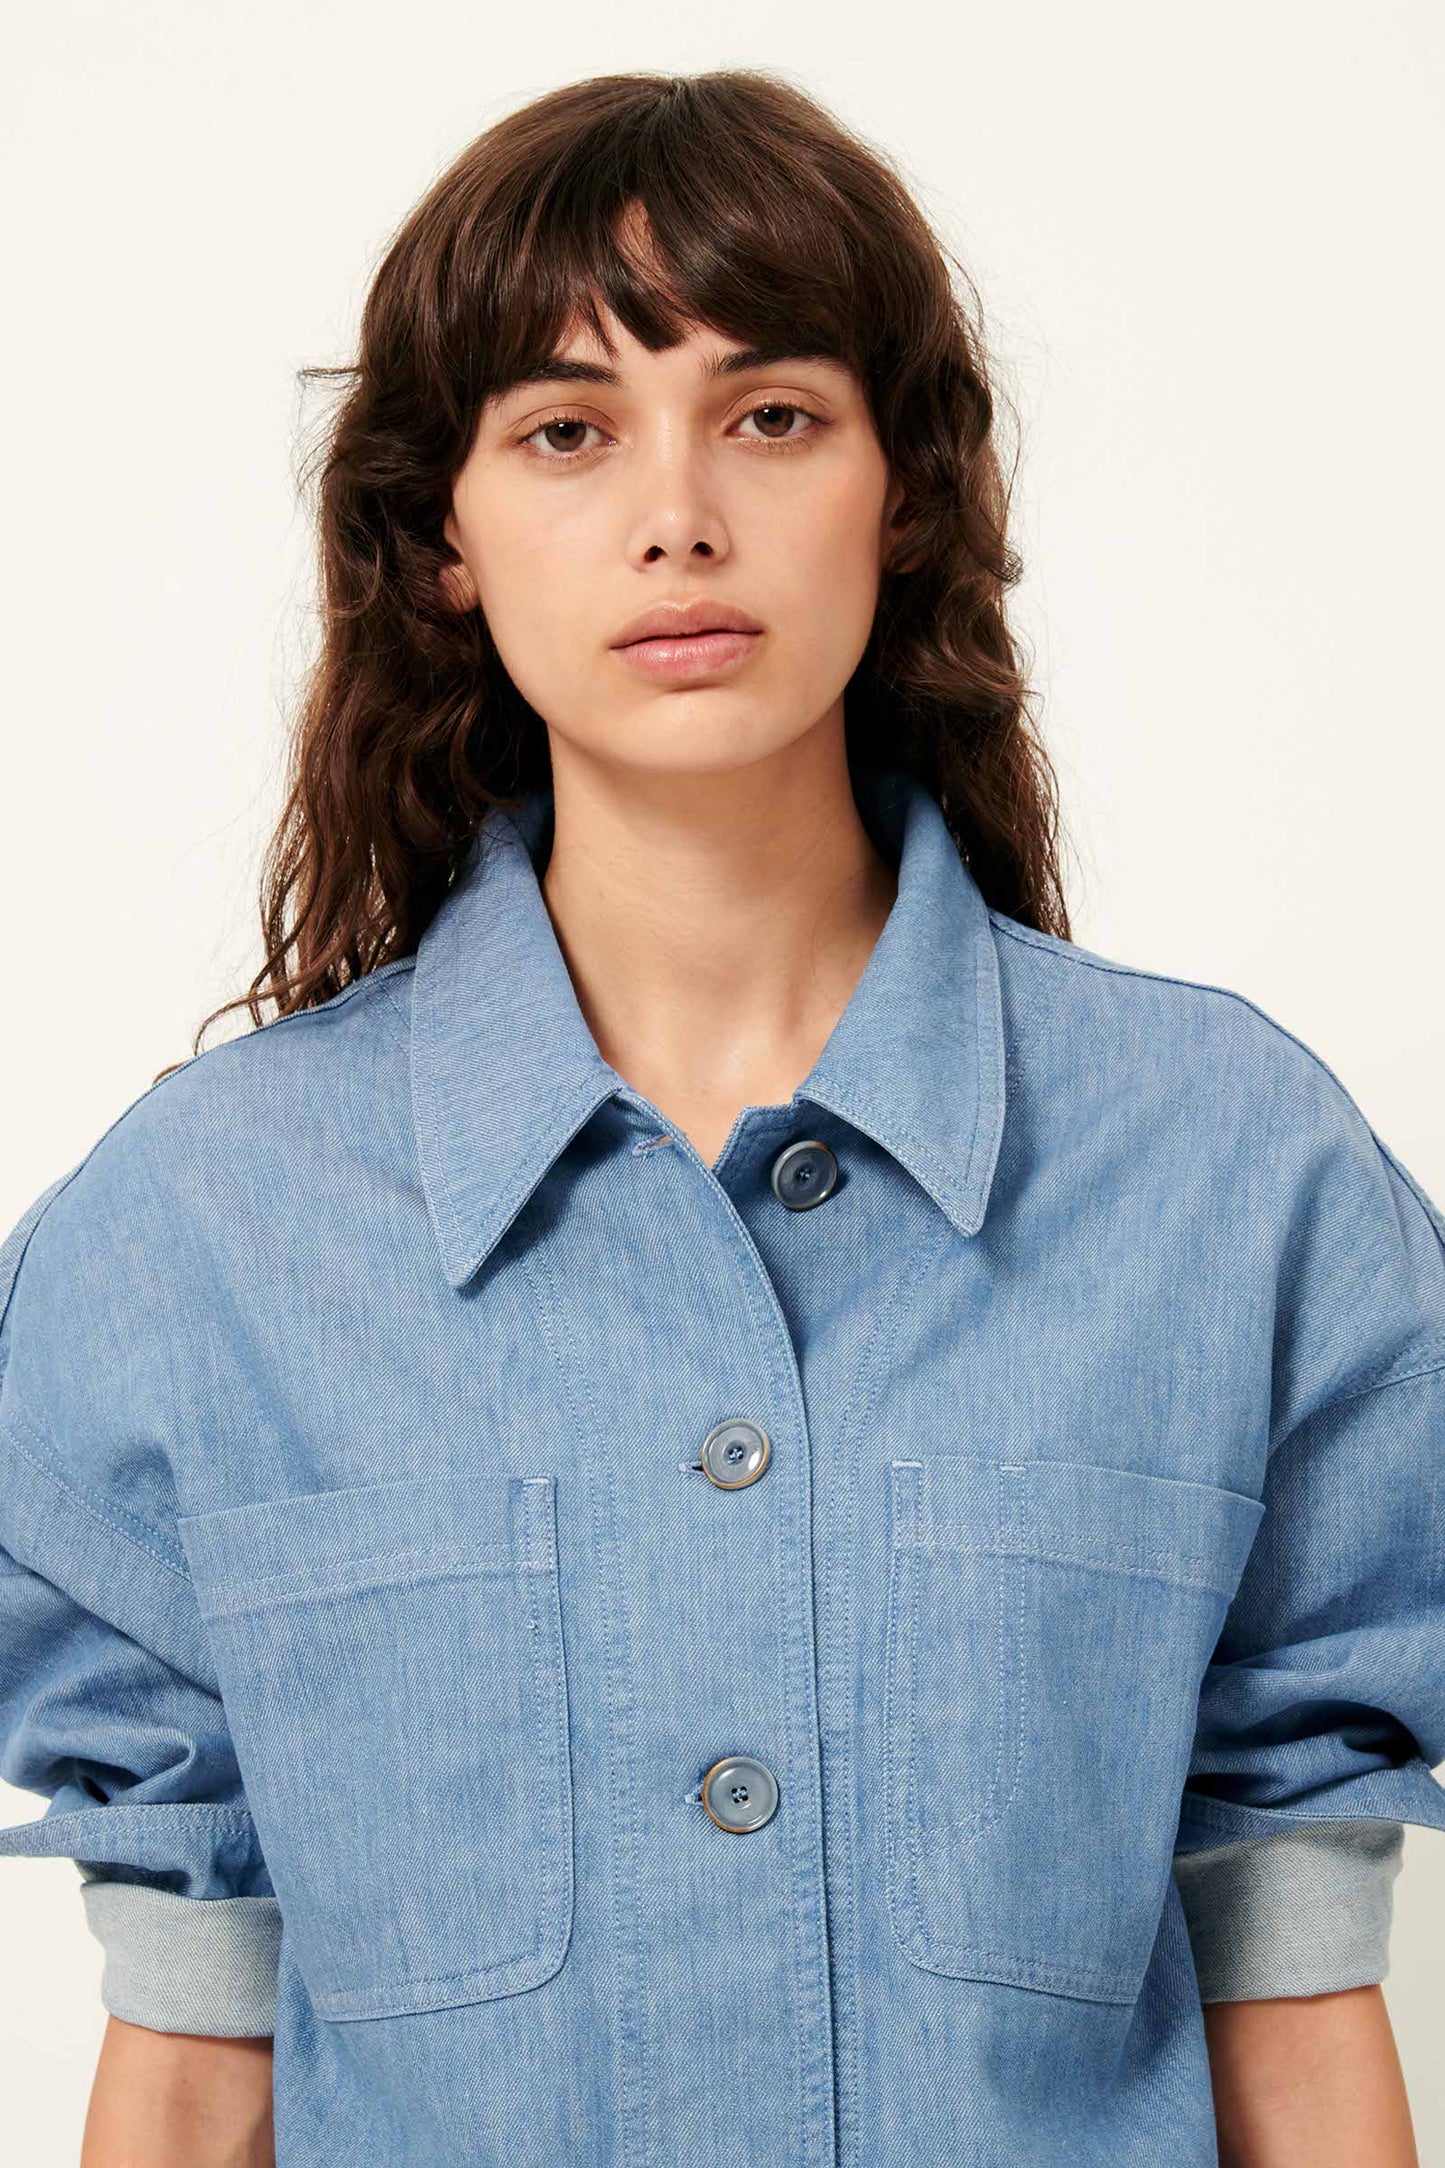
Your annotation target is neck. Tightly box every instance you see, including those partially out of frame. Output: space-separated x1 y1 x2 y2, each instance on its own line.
537 725 898 1163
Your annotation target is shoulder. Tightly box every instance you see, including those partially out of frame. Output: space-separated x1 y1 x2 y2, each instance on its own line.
1 957 417 1358
988 906 1403 1155
988 908 1445 1402
0 958 418 1549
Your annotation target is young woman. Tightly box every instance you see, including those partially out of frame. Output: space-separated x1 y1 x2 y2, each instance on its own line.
2 68 1441 2168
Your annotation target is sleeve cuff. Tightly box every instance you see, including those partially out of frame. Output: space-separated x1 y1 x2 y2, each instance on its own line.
78 1872 282 2036
1172 1817 1405 2003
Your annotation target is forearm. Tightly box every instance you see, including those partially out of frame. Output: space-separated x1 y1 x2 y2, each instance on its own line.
1202 1984 1417 2168
81 2015 275 2168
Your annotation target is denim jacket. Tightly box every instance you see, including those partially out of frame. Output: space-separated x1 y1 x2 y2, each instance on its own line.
2 761 1443 2165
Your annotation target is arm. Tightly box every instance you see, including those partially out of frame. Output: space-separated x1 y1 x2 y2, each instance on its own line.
0 1170 285 2151
1167 1077 1445 2161
1174 1818 1417 2161
81 2018 275 2168
1203 1985 1417 2168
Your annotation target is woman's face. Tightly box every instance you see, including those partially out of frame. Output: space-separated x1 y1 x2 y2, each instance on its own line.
442 305 905 784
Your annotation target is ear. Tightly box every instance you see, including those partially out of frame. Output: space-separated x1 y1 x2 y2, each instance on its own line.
439 513 479 614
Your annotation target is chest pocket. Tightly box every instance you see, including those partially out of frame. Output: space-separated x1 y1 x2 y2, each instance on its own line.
882 1454 1264 2006
178 1471 573 2023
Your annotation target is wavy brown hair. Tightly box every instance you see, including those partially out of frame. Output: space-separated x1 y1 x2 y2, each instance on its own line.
184 66 1071 1064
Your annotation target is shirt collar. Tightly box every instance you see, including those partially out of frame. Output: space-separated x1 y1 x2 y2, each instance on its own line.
411 761 1008 1289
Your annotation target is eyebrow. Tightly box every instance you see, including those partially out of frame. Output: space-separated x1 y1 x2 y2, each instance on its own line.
492 344 848 400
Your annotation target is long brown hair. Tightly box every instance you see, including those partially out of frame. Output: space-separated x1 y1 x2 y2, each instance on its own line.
184 67 1071 1064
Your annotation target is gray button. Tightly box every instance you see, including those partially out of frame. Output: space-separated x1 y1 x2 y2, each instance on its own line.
701 1754 779 1833
769 1138 838 1211
699 1418 771 1489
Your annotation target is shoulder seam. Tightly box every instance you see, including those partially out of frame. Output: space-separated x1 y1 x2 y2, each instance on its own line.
1305 1356 1445 1423
989 910 1300 1014
245 953 416 1029
203 958 418 1067
1370 1130 1445 1248
988 913 1391 1134
989 914 1445 1274
378 960 416 1050
1 958 419 1343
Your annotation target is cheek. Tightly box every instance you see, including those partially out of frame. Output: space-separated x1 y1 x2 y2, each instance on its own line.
463 499 598 696
466 486 569 599
764 469 888 674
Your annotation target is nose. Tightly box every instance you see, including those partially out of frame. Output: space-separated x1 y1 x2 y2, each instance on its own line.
623 431 730 565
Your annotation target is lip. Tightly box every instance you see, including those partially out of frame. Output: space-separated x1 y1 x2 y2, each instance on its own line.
614 628 761 681
610 597 764 648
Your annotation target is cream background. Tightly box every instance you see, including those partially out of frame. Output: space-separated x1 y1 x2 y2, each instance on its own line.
2 1 1442 2156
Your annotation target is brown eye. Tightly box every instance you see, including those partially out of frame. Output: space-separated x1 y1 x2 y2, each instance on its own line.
519 413 602 460
735 401 825 450
538 418 590 453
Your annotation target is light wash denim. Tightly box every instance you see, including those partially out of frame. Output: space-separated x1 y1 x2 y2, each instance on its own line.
2 759 1443 2165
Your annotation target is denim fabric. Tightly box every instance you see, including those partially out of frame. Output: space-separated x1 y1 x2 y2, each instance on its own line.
2 758 1444 2165
77 1867 284 2035
62 1813 1405 2040
1170 1818 1405 2002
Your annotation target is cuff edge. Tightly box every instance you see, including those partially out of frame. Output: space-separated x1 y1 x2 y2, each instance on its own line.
1199 1963 1390 2005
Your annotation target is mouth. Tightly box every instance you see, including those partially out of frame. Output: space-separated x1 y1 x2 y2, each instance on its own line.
613 627 763 680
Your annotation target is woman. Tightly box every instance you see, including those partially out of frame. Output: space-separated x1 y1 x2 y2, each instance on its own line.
1 68 1441 2168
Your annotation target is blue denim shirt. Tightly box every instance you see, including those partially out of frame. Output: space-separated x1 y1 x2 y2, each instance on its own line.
3 761 1443 2164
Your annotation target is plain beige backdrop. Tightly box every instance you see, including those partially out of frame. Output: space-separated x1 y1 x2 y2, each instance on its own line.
3 1 1443 2158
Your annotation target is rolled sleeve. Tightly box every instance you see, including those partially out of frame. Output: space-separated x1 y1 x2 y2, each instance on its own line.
1178 1106 1445 1859
0 1509 280 2034
1173 1818 1405 2002
77 1872 282 2036
1178 1362 1445 1849
0 1164 279 2037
